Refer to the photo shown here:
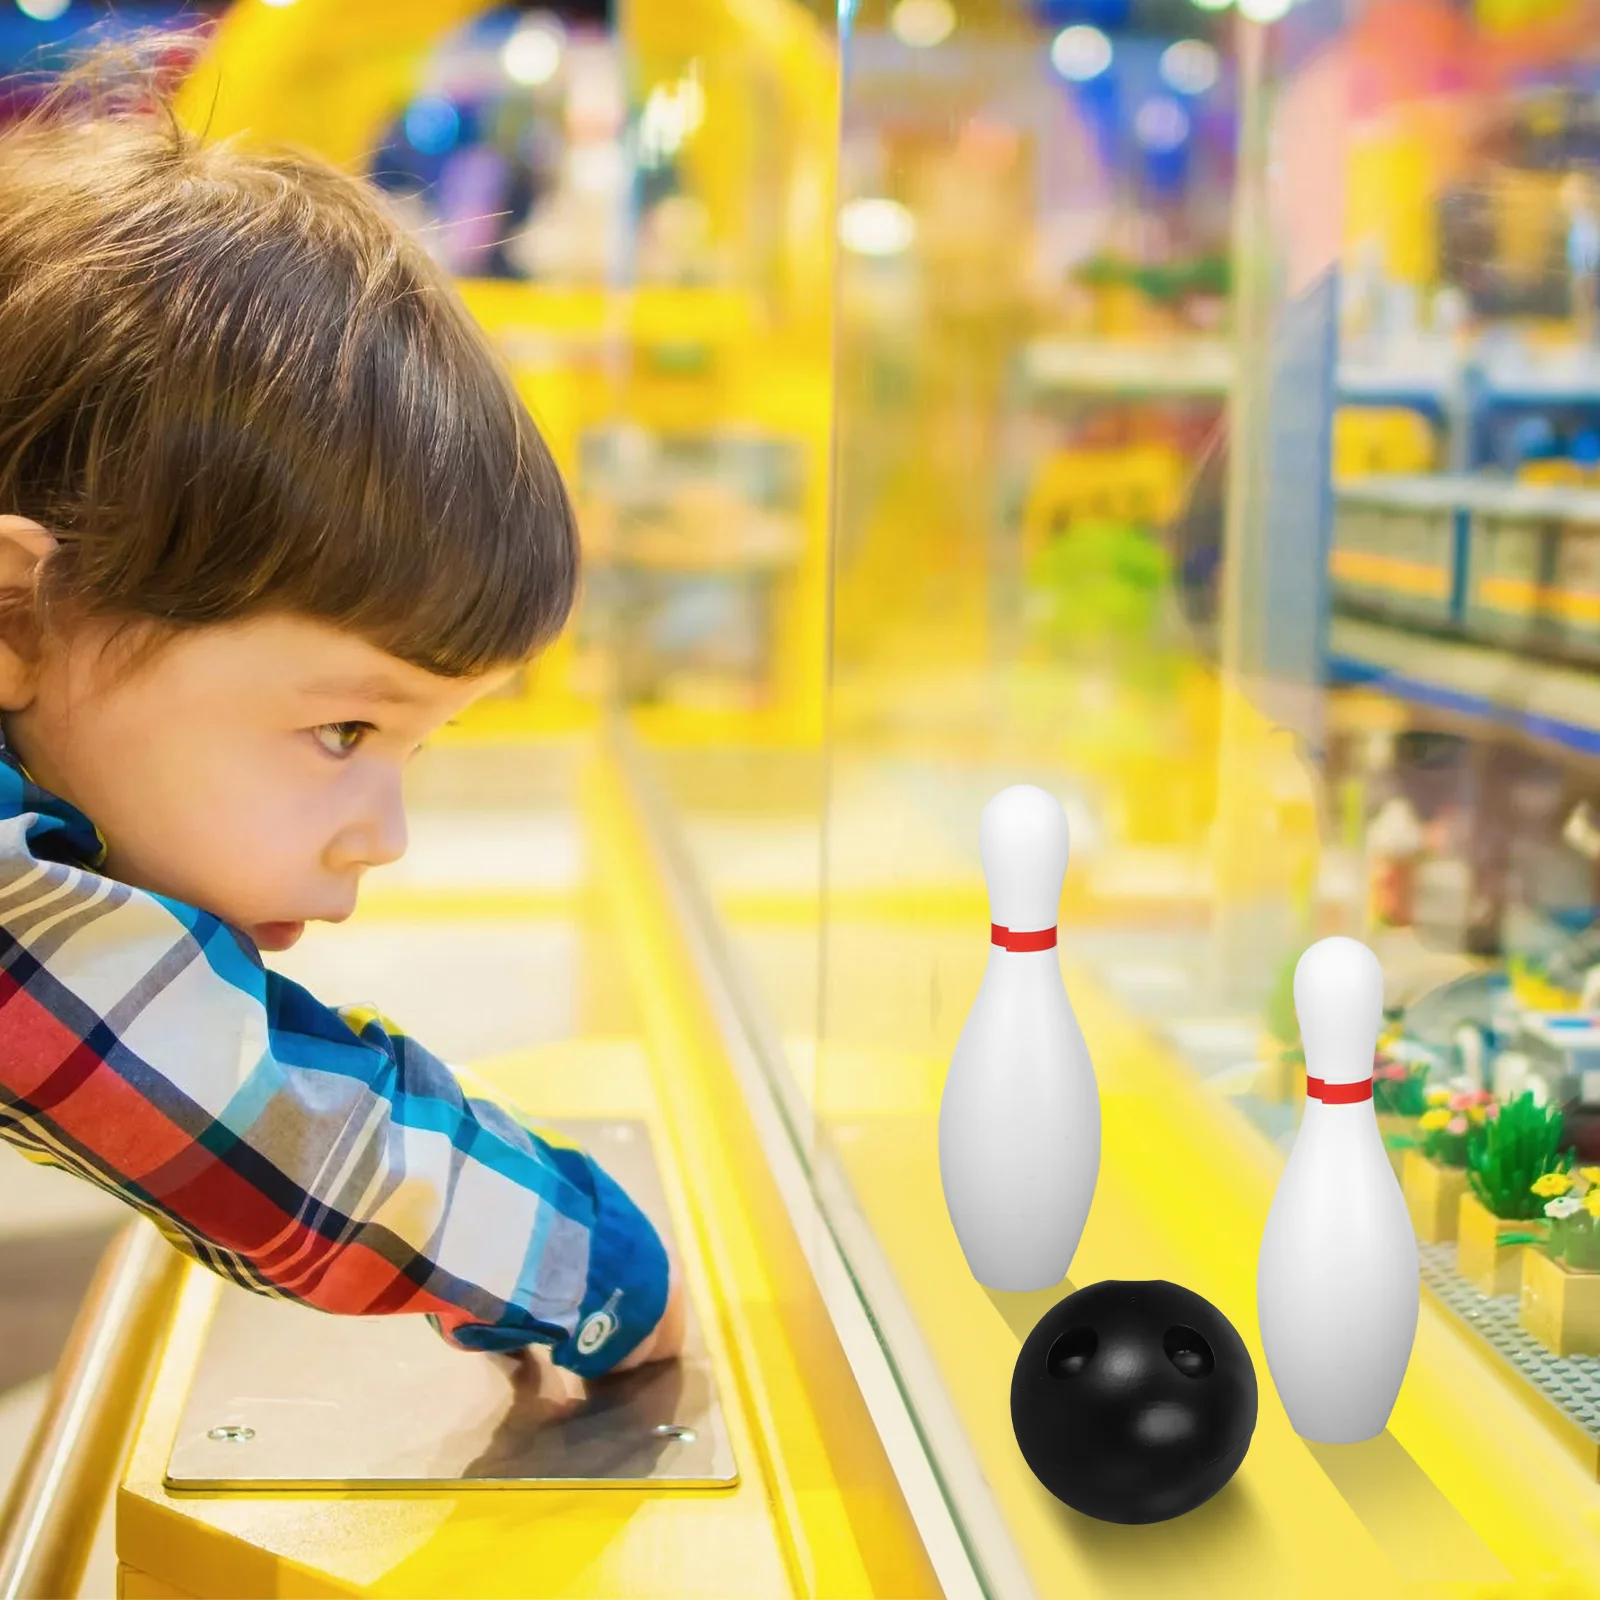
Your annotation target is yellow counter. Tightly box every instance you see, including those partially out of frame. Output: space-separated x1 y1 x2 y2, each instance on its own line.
105 733 1600 1599
111 747 938 1600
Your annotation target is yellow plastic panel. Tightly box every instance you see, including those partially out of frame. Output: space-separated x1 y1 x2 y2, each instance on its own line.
174 0 489 170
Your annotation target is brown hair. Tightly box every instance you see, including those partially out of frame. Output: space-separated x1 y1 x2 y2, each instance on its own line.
0 32 577 679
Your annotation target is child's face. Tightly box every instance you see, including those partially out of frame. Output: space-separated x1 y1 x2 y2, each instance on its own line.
2 606 513 952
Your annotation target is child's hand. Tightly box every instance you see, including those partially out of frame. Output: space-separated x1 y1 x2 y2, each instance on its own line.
607 1263 686 1374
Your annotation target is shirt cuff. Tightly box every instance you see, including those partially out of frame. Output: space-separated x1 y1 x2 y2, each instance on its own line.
550 1155 671 1377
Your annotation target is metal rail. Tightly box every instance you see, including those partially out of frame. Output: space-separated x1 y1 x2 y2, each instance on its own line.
0 1219 183 1599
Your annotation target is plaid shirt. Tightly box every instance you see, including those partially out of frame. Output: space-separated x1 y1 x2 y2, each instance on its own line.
0 739 668 1375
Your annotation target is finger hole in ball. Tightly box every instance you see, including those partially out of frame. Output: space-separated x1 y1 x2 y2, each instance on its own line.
1046 1325 1097 1378
1163 1324 1214 1379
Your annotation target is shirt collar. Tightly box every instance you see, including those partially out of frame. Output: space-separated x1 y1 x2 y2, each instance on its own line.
0 731 110 871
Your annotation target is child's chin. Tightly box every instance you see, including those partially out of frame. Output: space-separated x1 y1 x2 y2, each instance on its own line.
251 921 306 952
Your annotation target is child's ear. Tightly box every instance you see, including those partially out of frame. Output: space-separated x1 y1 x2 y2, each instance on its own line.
0 517 58 709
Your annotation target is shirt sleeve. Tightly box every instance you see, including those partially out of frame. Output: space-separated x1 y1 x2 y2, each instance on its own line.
0 815 669 1377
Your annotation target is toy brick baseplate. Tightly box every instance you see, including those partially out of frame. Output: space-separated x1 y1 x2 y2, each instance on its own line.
163 1120 737 1491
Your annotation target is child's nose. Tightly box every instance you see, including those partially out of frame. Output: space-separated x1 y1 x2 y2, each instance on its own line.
329 788 408 871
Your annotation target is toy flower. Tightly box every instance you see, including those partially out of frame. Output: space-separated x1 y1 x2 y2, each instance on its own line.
1448 1092 1474 1111
1547 1196 1584 1219
1447 1116 1468 1135
1425 1086 1451 1107
1533 1172 1575 1198
1419 1108 1452 1131
1586 1189 1600 1220
1580 1166 1600 1187
1468 1104 1490 1124
1374 1063 1408 1081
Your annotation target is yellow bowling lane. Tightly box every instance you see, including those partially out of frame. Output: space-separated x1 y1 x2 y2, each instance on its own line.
665 736 1600 1599
823 958 1600 1596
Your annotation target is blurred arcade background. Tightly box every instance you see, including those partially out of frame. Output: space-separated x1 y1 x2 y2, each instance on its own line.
7 0 1600 1595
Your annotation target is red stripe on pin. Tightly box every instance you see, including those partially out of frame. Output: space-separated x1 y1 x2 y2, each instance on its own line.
1305 1076 1373 1104
991 923 1058 952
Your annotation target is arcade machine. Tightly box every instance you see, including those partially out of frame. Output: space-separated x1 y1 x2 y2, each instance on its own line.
6 0 1600 1596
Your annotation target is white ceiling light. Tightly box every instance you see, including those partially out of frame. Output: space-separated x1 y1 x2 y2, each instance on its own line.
1135 95 1191 152
890 0 956 48
503 19 564 87
1160 39 1220 95
1050 26 1113 84
839 198 915 258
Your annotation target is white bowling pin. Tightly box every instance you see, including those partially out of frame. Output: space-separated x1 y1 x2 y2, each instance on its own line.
1257 936 1420 1443
938 785 1101 1291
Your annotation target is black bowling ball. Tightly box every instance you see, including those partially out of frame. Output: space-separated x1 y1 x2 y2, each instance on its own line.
1010 1279 1257 1525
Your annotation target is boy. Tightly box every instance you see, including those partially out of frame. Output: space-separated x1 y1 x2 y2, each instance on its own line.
0 40 682 1377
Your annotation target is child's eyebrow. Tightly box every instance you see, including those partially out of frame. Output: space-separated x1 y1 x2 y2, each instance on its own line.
298 674 426 707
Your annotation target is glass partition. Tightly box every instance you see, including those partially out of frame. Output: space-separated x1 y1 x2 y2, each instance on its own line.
818 4 1253 1588
158 0 840 1164
593 0 838 1144
822 4 1244 1125
826 0 1239 1040
814 0 1600 1592
210 0 843 1139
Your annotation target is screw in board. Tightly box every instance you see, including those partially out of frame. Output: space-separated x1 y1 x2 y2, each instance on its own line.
207 1424 256 1443
652 1423 697 1443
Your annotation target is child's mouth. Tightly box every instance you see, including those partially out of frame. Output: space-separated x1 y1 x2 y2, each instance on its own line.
252 921 306 951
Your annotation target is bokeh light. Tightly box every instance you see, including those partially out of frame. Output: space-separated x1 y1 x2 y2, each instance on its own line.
890 0 956 49
1134 95 1191 152
839 197 916 257
403 97 461 156
1050 25 1114 84
1160 39 1220 96
502 20 564 87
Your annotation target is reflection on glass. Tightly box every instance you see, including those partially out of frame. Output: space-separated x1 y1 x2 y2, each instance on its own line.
819 0 1600 1588
335 3 836 764
820 1 1259 1587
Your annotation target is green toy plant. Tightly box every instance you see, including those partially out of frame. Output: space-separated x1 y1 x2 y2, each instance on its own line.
1372 1057 1430 1117
1071 252 1232 305
1026 521 1170 651
1026 521 1177 693
1421 1115 1472 1167
1416 1088 1494 1168
1535 1169 1600 1271
1566 1214 1600 1273
1467 1091 1574 1221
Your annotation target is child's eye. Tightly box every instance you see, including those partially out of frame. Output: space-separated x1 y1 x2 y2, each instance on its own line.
313 722 372 757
